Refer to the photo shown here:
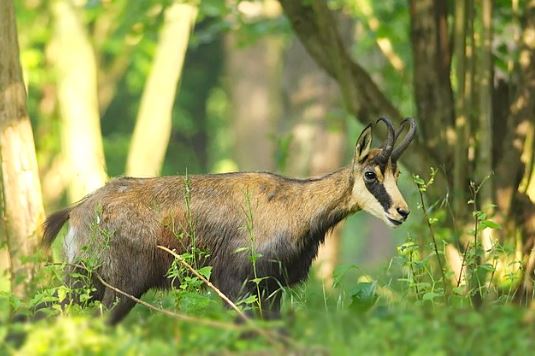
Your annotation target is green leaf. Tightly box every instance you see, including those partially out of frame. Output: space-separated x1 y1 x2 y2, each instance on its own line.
57 286 69 303
413 175 425 186
238 295 258 305
422 292 441 301
234 247 249 254
478 263 495 272
333 264 359 287
251 277 268 285
480 220 502 230
428 217 439 225
198 266 212 280
350 281 378 313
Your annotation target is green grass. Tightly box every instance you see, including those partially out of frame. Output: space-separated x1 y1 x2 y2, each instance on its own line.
1 255 534 355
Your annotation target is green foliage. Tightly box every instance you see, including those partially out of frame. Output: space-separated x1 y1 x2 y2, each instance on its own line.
2 254 533 354
6 0 534 354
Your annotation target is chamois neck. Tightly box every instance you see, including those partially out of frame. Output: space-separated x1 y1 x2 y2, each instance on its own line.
302 167 354 236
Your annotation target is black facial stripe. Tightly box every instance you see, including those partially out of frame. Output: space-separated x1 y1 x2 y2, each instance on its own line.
365 181 392 211
371 157 388 174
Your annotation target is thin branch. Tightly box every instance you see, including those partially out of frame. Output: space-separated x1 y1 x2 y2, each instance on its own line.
158 245 249 320
44 262 247 331
93 271 243 331
157 245 290 349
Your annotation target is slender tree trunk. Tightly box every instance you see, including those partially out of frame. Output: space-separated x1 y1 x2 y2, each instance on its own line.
476 0 494 207
126 2 198 177
52 0 107 202
453 0 469 215
226 1 283 171
283 38 346 286
0 0 46 297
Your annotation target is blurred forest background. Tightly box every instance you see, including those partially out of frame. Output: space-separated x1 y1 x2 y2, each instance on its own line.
1 0 535 354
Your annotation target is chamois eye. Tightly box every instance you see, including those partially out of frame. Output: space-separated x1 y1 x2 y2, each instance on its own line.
364 171 376 182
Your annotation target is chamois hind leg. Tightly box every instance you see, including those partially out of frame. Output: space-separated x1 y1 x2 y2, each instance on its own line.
101 283 149 325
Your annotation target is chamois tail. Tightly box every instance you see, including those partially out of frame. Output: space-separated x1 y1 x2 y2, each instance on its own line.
42 207 72 248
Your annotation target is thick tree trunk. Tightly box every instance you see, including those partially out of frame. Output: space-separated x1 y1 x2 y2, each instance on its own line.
52 0 107 202
501 0 535 299
0 0 46 296
126 2 198 177
409 0 454 169
495 0 535 218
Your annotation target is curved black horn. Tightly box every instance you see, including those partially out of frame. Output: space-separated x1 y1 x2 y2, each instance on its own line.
375 117 395 163
391 118 417 161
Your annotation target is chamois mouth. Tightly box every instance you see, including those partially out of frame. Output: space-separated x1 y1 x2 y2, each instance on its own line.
386 216 403 227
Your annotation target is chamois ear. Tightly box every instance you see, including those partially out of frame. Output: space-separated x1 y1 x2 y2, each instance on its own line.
354 124 373 164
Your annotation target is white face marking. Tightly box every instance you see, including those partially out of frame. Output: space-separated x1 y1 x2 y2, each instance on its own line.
64 226 78 263
352 177 385 221
352 164 409 227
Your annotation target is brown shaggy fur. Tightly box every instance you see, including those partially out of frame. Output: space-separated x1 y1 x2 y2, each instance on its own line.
44 169 355 322
43 145 411 324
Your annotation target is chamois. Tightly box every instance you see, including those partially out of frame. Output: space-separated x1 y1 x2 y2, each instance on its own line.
42 117 416 325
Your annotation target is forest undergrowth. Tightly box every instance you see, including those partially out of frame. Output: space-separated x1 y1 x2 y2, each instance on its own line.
1 170 534 355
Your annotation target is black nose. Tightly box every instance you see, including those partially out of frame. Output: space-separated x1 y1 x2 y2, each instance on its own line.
397 207 410 220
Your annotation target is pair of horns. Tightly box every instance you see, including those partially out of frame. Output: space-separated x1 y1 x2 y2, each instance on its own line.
375 117 416 163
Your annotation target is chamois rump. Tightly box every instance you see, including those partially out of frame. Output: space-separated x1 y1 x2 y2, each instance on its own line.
43 117 416 325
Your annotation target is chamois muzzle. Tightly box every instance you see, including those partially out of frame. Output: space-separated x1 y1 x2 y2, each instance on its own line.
391 118 416 162
375 117 395 164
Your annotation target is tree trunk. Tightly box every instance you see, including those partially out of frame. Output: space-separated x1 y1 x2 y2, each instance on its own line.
0 0 46 297
126 2 198 177
52 0 107 202
226 1 283 171
282 38 346 286
409 0 454 171
476 0 494 207
503 0 535 299
453 0 469 215
495 0 535 218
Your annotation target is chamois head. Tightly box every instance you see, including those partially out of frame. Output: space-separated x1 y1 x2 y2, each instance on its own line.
351 117 416 227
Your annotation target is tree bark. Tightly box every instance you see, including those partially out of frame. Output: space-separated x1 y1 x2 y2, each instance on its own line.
495 0 535 218
476 0 494 207
0 0 46 296
52 0 107 202
409 0 454 170
453 0 469 215
126 2 198 177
